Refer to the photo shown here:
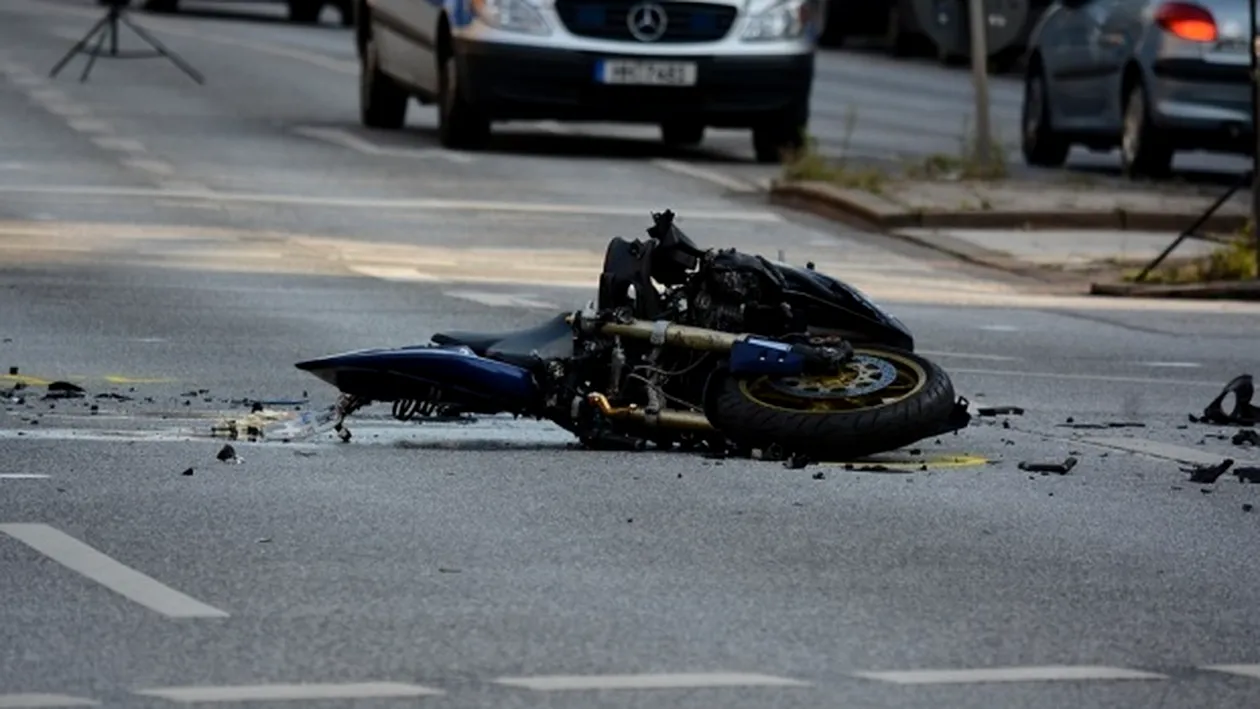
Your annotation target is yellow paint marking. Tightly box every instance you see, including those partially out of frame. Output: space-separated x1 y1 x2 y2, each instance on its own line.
0 373 53 387
825 454 989 471
103 376 174 384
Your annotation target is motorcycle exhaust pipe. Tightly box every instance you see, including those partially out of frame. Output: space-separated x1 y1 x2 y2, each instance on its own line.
576 316 744 352
587 393 715 432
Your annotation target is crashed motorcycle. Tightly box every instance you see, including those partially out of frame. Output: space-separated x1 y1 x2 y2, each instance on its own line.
295 210 971 461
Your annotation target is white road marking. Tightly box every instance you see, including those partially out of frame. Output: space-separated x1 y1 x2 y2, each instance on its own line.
0 185 783 222
133 683 444 703
66 119 112 134
445 290 558 309
492 672 812 691
349 265 440 282
1135 361 1201 368
27 88 68 103
978 324 1020 332
852 666 1168 685
91 136 146 153
1081 437 1259 467
950 368 1222 388
41 102 91 118
0 694 98 708
0 474 50 480
651 159 758 193
0 523 230 619
1203 665 1260 679
292 126 473 163
917 350 1022 362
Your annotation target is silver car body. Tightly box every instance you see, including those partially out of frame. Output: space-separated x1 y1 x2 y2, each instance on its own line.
356 0 819 158
1024 0 1253 169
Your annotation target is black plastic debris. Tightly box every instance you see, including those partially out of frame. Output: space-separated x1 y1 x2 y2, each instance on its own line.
1245 504 1255 513
1182 459 1233 484
1106 422 1146 428
1193 374 1260 426
42 381 85 400
180 468 194 476
1017 457 1078 475
94 392 132 401
1234 467 1260 484
216 444 238 462
1233 430 1260 446
977 406 1024 417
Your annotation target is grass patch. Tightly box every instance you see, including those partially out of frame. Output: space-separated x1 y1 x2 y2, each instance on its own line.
1125 221 1259 283
782 107 1008 193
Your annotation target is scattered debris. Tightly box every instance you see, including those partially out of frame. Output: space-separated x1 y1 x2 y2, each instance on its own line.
94 392 132 401
1245 504 1255 513
1233 430 1260 446
257 537 272 544
1017 457 1078 475
1235 467 1260 484
784 453 813 469
180 468 194 476
1192 374 1260 426
1057 422 1109 430
216 444 242 464
42 381 85 400
812 471 825 480
976 406 1024 417
1106 422 1146 428
1182 459 1233 484
7 366 16 375
438 567 461 573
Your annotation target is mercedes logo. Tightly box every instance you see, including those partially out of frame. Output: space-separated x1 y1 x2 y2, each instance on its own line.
626 2 668 42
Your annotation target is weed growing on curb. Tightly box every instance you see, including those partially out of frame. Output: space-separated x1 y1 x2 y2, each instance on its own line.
1127 220 1260 283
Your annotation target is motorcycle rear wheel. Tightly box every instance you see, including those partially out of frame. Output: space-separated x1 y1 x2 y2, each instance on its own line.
704 346 960 461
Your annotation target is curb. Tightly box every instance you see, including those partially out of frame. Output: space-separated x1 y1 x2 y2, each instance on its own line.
1089 280 1260 300
768 180 1251 233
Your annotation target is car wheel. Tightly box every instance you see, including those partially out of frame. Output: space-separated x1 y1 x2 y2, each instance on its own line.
752 112 806 164
437 54 491 150
661 121 705 147
1121 83 1173 179
1021 67 1070 167
360 36 408 130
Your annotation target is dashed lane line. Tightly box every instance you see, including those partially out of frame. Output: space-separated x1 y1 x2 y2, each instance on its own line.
0 474 51 480
133 683 444 703
852 665 1169 685
0 695 98 708
491 673 813 691
1203 665 1260 679
0 523 230 619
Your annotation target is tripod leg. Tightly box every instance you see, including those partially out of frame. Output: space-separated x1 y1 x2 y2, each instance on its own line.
48 14 110 78
118 15 206 84
79 22 111 83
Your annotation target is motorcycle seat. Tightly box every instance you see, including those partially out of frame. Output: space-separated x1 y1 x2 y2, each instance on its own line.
432 313 574 370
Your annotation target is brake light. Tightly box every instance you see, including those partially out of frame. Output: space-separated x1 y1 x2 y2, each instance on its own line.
1154 2 1217 42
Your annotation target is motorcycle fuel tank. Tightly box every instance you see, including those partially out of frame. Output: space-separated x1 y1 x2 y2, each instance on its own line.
770 261 916 352
294 344 540 408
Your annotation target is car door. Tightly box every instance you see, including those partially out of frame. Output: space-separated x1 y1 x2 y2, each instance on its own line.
1081 0 1135 130
1038 0 1102 125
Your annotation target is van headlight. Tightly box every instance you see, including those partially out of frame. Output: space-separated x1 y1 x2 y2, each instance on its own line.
741 0 810 40
471 0 551 34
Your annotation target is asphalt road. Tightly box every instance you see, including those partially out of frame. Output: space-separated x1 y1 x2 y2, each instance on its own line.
4 2 1260 708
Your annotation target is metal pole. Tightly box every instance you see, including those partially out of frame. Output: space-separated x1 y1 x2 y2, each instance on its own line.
1251 0 1259 277
968 0 992 165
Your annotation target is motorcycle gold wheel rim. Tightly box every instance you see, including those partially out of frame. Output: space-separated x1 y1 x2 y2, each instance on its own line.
738 350 928 414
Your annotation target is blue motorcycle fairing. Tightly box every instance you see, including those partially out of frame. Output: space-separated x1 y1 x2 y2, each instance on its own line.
294 344 539 409
727 338 810 376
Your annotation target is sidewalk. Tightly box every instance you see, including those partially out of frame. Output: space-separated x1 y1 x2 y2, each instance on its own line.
768 170 1259 299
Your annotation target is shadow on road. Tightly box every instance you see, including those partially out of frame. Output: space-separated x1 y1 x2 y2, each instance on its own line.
405 126 752 165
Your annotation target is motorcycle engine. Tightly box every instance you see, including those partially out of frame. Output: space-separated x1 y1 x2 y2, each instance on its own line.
685 249 795 335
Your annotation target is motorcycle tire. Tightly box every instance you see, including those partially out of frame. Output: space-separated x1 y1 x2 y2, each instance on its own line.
703 346 960 461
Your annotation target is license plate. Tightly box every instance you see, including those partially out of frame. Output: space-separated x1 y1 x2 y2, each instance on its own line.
595 59 698 86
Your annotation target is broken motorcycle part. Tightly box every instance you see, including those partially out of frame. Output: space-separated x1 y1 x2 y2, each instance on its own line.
1195 374 1260 426
1234 467 1260 484
1233 430 1260 446
976 406 1024 416
1182 459 1234 484
1017 457 1078 475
